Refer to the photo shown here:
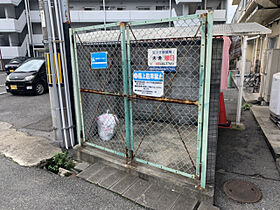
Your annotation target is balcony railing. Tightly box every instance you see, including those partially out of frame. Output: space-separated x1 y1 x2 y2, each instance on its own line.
31 10 171 23
196 9 227 22
0 10 26 32
1 35 28 59
0 0 22 6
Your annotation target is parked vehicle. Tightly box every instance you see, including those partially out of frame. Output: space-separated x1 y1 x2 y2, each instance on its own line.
4 57 28 75
6 58 48 95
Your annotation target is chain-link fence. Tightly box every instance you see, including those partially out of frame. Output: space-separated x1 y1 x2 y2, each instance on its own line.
70 14 213 186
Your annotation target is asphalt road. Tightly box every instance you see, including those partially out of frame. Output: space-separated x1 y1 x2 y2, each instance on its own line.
0 155 143 210
0 72 54 142
214 89 280 209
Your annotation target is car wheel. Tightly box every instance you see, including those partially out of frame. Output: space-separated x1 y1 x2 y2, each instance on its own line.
35 82 45 95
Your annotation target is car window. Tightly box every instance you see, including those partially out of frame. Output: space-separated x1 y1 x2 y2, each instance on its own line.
10 59 21 64
15 60 45 73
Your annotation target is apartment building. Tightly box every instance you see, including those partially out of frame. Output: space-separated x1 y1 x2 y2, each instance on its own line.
231 0 280 101
0 0 228 64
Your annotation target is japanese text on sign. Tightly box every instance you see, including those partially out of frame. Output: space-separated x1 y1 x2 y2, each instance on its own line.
148 48 177 72
133 71 164 97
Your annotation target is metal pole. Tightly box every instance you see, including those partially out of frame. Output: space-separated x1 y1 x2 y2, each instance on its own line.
47 0 69 149
196 14 206 178
43 0 64 147
24 0 34 57
169 0 172 27
103 0 106 28
54 0 75 147
200 12 213 189
126 23 133 157
236 35 248 126
120 22 131 160
69 29 82 146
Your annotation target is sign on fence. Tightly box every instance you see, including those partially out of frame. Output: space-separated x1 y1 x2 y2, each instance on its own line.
148 48 177 72
91 52 107 69
133 71 164 97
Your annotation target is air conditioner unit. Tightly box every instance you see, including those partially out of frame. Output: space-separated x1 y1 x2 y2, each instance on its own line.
269 72 280 127
263 49 280 102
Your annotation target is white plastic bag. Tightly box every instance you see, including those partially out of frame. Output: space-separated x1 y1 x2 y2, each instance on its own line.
96 110 119 141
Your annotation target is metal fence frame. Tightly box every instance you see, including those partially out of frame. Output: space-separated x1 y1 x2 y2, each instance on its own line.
70 13 213 188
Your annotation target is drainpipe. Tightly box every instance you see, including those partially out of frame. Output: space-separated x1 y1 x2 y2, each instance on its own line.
103 0 106 29
47 0 69 149
24 0 34 57
169 0 172 27
43 0 64 147
54 0 75 147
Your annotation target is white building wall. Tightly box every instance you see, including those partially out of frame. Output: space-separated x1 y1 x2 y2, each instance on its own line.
0 0 228 61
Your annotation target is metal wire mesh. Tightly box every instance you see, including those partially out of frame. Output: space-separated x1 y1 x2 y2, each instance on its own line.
128 18 202 175
75 26 127 155
74 15 205 177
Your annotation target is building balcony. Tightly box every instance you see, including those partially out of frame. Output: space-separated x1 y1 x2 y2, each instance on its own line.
195 9 227 22
31 10 171 23
0 10 26 32
0 36 28 59
32 34 43 46
0 0 22 6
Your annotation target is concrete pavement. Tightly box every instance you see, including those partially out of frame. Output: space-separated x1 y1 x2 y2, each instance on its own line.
0 72 54 142
0 121 60 166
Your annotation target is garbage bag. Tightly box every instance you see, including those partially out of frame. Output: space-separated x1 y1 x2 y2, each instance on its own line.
96 110 119 141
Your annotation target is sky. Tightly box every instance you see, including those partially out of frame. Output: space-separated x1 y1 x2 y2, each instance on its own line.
227 0 238 23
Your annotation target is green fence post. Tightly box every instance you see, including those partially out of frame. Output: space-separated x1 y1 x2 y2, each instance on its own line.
120 22 131 159
69 29 82 146
72 30 85 143
196 14 206 178
126 23 134 157
201 12 213 189
228 71 232 88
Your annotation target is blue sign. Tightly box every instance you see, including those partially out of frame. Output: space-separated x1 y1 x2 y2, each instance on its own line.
133 71 164 97
133 71 164 82
91 52 107 69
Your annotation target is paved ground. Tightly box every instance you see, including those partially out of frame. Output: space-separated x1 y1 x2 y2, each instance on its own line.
214 89 280 209
0 72 54 142
0 154 143 210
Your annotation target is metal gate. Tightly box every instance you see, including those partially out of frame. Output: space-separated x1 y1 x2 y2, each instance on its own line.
70 13 213 188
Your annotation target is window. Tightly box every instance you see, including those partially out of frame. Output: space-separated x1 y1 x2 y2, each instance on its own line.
268 36 279 49
15 59 44 73
100 6 115 10
84 7 96 11
156 6 169 10
137 6 150 10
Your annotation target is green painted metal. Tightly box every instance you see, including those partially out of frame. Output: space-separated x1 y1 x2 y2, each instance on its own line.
85 142 126 157
120 22 131 155
200 12 214 189
126 24 134 154
71 14 213 183
73 32 85 142
228 71 232 88
129 13 201 26
134 157 195 179
74 22 120 32
196 15 206 177
69 28 82 146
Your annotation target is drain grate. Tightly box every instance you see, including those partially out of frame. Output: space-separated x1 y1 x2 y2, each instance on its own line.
223 179 262 203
